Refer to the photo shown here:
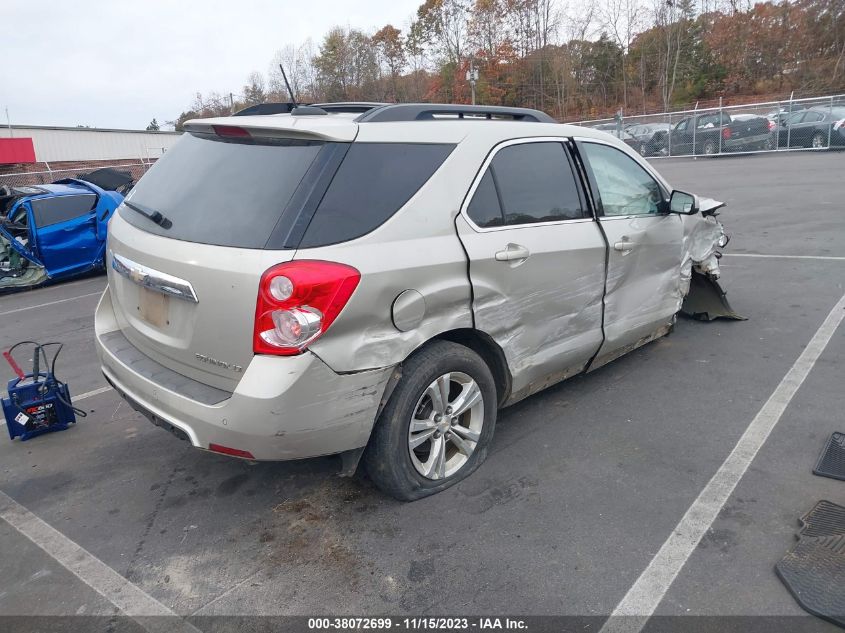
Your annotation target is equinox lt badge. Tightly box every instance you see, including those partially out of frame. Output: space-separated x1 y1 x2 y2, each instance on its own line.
195 354 244 373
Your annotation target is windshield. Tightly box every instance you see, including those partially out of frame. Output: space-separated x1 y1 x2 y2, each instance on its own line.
121 133 323 249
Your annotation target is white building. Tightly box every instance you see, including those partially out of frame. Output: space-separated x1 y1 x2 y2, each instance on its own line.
0 125 182 164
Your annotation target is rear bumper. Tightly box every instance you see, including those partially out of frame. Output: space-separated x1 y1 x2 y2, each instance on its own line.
94 288 393 461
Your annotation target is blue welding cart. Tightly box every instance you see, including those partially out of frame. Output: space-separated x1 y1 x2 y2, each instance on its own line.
2 342 82 441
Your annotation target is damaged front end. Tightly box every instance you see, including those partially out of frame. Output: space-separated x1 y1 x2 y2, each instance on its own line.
0 228 48 291
678 197 744 321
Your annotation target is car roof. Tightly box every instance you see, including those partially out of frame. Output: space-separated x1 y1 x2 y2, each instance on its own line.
24 183 95 198
185 108 611 145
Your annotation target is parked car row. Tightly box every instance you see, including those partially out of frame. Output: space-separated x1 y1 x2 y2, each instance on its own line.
587 104 845 155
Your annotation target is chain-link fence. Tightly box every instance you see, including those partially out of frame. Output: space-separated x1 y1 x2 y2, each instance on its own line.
572 94 845 158
0 161 154 190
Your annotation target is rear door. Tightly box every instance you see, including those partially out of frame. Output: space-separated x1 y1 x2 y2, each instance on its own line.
31 194 99 275
456 139 606 401
576 139 683 367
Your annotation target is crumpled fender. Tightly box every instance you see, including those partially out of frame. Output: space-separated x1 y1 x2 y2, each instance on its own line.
676 200 745 321
0 227 49 290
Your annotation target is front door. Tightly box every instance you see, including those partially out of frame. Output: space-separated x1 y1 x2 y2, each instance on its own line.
576 140 684 367
455 139 607 402
30 193 100 276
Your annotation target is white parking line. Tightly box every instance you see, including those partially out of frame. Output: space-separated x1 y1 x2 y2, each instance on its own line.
0 490 201 632
724 253 845 261
0 291 103 317
600 292 845 633
75 385 113 401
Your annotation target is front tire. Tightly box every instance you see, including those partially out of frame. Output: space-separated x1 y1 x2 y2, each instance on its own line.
812 132 827 149
363 341 497 501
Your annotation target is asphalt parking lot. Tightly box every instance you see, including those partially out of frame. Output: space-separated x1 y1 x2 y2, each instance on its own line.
1 151 843 632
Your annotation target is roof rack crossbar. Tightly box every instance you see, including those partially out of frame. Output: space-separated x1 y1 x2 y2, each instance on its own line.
355 104 557 123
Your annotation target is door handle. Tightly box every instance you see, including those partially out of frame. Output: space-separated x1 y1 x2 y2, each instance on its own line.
495 243 530 262
613 240 636 252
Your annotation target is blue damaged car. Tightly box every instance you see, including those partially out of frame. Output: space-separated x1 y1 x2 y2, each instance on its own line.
0 168 132 291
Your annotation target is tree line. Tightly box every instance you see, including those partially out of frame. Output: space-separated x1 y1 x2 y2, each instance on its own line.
171 0 845 128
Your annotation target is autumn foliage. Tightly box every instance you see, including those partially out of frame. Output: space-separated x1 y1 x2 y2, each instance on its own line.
173 0 845 128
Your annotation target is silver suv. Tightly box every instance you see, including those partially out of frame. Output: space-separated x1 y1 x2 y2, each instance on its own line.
95 103 731 500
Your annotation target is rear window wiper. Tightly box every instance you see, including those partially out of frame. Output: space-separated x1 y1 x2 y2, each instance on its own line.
123 200 172 229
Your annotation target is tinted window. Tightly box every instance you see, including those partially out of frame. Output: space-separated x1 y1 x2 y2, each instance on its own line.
466 170 503 228
300 143 455 248
122 133 323 249
803 111 824 122
31 194 96 227
489 142 583 224
582 142 664 216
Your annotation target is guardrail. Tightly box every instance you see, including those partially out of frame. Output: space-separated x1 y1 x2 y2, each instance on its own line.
572 94 845 158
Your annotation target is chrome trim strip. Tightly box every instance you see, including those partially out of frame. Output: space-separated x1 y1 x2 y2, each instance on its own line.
111 252 199 303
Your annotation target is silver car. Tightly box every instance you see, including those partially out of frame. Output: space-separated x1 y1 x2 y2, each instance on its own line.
95 103 733 500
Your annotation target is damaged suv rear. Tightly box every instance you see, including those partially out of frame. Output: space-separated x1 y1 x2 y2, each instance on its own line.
95 103 738 500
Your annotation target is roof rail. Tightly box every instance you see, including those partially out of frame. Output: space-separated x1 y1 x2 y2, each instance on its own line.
356 103 557 123
311 102 388 114
233 101 387 117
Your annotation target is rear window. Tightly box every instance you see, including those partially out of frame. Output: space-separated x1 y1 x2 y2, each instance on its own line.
299 143 455 248
121 133 323 249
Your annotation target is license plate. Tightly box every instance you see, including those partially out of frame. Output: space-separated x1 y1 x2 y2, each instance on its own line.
139 287 169 328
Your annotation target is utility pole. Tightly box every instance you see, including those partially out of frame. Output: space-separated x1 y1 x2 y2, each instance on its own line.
229 93 235 114
466 59 479 106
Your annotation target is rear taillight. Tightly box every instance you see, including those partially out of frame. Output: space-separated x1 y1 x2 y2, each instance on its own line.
212 125 251 139
722 128 732 140
253 260 360 355
767 120 776 131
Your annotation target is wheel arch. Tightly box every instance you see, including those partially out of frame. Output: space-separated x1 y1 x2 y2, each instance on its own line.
375 328 512 418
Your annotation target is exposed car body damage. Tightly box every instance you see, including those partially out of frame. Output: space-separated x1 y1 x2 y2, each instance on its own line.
0 172 129 292
679 198 745 321
0 231 48 290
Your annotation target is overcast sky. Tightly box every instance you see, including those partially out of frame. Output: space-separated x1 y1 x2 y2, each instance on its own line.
2 0 419 130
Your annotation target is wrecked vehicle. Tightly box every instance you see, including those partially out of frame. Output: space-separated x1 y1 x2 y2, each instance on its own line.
1 169 131 290
94 103 739 501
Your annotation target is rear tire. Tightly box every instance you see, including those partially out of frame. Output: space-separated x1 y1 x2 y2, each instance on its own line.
702 139 717 155
363 341 497 501
812 132 827 149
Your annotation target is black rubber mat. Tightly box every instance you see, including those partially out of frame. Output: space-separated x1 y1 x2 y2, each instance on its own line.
776 534 845 628
800 501 845 538
813 432 845 481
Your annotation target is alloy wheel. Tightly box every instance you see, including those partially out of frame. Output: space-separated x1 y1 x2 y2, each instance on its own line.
408 372 484 480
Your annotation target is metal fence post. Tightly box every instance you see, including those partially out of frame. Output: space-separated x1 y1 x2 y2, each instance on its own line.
828 96 834 148
693 102 698 156
667 110 672 157
718 98 723 155
787 91 793 149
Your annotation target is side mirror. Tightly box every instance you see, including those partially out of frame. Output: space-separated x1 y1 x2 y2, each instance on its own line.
669 190 699 215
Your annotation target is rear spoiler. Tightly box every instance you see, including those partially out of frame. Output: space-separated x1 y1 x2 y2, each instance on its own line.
183 117 358 143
